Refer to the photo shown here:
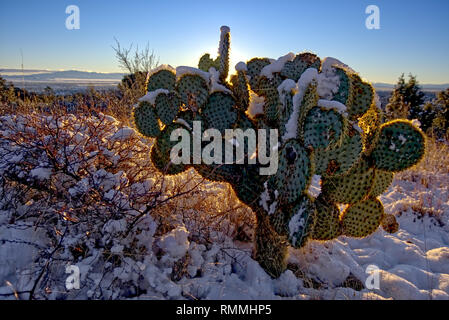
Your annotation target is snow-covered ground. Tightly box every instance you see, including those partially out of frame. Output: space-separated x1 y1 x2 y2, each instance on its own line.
0 113 448 300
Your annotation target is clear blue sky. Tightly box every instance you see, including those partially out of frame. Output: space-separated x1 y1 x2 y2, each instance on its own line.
1 0 448 84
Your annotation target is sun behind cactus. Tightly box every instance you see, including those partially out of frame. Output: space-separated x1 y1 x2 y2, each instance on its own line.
132 26 426 278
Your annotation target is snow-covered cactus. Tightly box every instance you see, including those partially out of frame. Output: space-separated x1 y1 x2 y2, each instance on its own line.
132 26 426 278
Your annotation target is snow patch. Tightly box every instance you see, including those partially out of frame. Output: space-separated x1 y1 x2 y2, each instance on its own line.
289 206 306 244
317 99 348 116
174 118 192 130
247 92 265 119
139 89 169 105
110 127 136 142
176 66 211 83
158 226 190 260
209 67 232 94
260 53 295 79
30 167 52 181
235 61 247 72
307 175 321 198
282 68 318 142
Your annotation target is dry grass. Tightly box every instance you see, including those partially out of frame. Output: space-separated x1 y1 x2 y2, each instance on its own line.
397 136 449 178
394 135 448 222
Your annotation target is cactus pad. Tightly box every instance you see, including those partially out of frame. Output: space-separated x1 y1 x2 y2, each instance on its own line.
297 83 320 142
152 123 190 175
231 71 250 112
176 74 209 111
198 53 220 72
303 107 344 150
333 67 351 105
154 91 180 125
246 58 271 89
341 197 384 237
314 128 363 177
310 195 342 240
147 69 176 92
133 102 161 138
347 74 374 119
202 92 238 134
281 53 321 81
359 104 382 154
372 120 426 172
218 26 231 82
369 169 394 197
322 157 375 204
194 162 239 183
273 140 313 204
233 166 267 209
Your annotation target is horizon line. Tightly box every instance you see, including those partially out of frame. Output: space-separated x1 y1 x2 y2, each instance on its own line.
1 67 449 86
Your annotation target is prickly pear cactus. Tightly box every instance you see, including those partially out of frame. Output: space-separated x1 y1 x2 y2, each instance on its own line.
132 27 426 278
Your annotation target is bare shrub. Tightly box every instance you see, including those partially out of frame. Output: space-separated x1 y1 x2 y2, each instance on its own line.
0 106 253 299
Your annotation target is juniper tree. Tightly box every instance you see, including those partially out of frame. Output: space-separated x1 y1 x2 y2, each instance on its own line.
404 74 425 121
385 74 428 127
385 88 409 121
432 88 449 138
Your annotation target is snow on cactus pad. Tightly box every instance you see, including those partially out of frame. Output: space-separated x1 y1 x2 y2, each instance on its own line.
372 120 426 172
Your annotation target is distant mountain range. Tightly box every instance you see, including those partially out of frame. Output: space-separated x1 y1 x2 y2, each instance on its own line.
373 82 449 91
1 69 448 93
0 69 124 82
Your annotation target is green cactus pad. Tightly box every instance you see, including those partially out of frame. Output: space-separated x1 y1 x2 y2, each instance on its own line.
303 107 344 150
310 195 342 241
176 74 209 111
198 53 220 72
321 157 375 204
347 74 374 120
369 169 394 197
314 128 363 177
229 111 257 162
133 102 161 138
358 104 382 154
333 67 351 105
278 90 294 138
218 27 230 82
246 58 271 89
147 69 176 92
152 123 191 175
341 197 384 238
297 83 320 142
202 92 238 134
233 166 267 209
154 91 180 125
254 76 284 123
273 140 313 204
280 53 321 81
372 120 426 172
230 71 250 112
